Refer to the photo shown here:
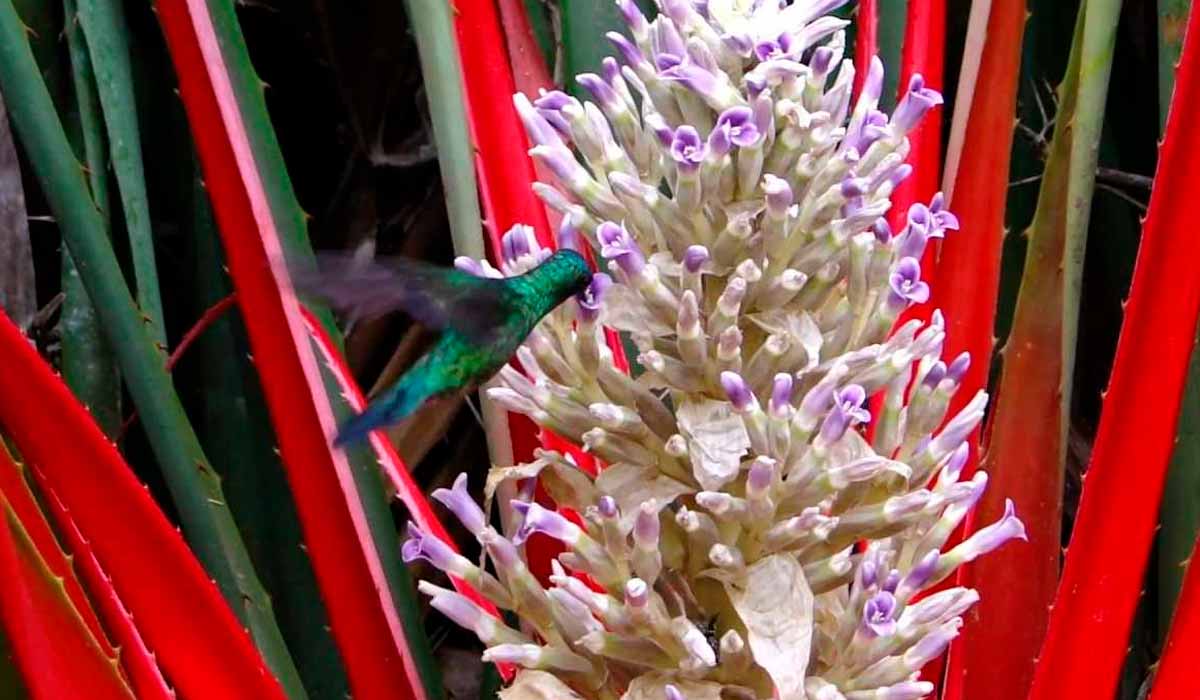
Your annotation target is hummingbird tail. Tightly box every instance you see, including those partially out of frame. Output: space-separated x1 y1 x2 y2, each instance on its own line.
332 380 427 447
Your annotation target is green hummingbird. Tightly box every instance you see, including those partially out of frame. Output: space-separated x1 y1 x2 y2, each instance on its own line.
295 248 593 446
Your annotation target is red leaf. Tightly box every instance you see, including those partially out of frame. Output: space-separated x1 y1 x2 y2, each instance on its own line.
154 2 435 697
0 493 133 700
0 447 115 662
854 0 878 96
1028 4 1200 697
300 307 517 680
29 471 174 699
0 310 284 699
890 0 946 292
933 3 1027 697
1151 533 1200 698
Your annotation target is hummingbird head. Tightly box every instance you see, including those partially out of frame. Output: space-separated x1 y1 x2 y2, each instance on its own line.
539 249 593 297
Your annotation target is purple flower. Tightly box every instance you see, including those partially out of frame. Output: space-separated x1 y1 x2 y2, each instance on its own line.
932 391 987 457
957 499 1028 561
810 46 835 78
432 473 487 536
872 217 894 244
655 52 683 71
644 113 675 148
670 125 707 174
763 175 793 217
513 93 564 147
624 578 649 608
896 203 935 259
892 73 944 135
720 371 758 412
940 443 971 485
577 73 620 110
601 57 622 87
653 15 687 59
402 523 470 576
930 191 960 231
597 222 646 277
597 496 618 520
510 501 582 546
904 620 959 667
754 32 795 62
662 62 738 109
532 90 577 136
683 245 709 274
607 32 648 70
747 457 775 496
947 351 971 383
863 591 898 637
820 384 870 442
769 373 794 418
558 217 582 253
633 502 660 549
454 256 486 277
715 106 761 148
896 550 940 601
723 31 754 58
500 224 536 264
422 583 496 640
889 257 931 307
860 56 885 105
616 0 648 37
875 161 915 194
576 273 611 324
922 361 947 389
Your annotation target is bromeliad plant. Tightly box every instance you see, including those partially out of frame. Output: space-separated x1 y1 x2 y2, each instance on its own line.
405 1 1025 697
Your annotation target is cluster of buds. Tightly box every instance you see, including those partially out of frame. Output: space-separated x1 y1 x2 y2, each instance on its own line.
409 1 1025 698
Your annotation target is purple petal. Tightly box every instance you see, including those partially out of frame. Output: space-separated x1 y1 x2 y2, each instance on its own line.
670 125 707 172
432 473 487 536
720 371 757 412
597 221 646 277
511 500 580 546
683 245 710 273
716 106 760 148
577 73 620 110
863 591 898 637
892 73 945 135
576 273 612 323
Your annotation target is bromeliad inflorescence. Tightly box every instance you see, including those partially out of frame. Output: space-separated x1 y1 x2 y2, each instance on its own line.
410 1 1025 698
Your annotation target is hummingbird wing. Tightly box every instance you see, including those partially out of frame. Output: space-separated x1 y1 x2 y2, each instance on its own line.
291 252 515 344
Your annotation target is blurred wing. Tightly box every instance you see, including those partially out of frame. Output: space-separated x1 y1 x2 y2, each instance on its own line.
291 252 512 342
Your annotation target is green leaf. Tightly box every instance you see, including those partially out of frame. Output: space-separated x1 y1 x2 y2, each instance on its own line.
76 0 168 351
184 166 350 699
61 0 121 437
0 2 304 694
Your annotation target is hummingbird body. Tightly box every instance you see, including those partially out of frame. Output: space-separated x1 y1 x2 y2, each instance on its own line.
296 249 592 445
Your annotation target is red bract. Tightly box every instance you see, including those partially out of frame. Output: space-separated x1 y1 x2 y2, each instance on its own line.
154 2 435 697
30 473 174 699
935 2 1027 697
0 492 133 700
0 447 114 661
0 310 286 699
854 0 878 97
1151 531 1200 697
301 305 516 682
1029 4 1200 697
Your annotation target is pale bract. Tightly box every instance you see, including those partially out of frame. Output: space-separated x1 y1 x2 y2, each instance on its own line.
409 1 1026 698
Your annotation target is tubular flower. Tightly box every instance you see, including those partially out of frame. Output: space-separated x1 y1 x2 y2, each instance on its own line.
410 2 1022 698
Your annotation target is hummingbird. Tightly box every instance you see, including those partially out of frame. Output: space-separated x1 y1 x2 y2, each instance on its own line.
294 248 593 446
